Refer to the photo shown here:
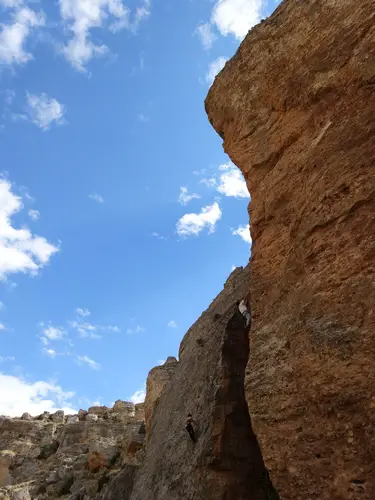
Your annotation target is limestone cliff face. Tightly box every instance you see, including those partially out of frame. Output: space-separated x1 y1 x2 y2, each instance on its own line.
144 357 178 440
130 266 276 500
0 402 145 500
205 1 375 499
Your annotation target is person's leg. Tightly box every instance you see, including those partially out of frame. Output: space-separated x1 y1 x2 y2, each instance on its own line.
186 424 195 442
245 312 251 327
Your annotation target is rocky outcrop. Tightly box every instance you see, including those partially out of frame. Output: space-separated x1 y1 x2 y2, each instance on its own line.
144 357 178 439
129 266 277 500
0 402 145 500
206 0 375 499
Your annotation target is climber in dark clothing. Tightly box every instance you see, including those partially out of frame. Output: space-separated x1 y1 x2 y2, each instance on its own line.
186 413 196 442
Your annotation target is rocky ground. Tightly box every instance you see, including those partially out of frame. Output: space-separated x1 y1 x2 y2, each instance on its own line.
0 401 145 500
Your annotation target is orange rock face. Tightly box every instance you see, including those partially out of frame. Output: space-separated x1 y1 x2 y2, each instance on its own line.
206 1 375 499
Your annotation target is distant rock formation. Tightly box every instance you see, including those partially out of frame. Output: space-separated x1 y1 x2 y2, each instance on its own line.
205 0 375 498
0 402 145 500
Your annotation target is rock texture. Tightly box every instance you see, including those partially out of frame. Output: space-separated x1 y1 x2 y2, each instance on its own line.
144 357 178 440
130 266 277 500
205 1 375 499
0 402 145 500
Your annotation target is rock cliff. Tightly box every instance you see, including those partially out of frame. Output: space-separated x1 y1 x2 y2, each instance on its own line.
0 402 145 500
205 0 375 498
129 266 277 500
2 1 374 499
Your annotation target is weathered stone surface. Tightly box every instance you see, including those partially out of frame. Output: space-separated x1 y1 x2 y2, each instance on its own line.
144 356 178 440
205 1 375 498
134 404 144 422
0 401 145 499
130 266 276 500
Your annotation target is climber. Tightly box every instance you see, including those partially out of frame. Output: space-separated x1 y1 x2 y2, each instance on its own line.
237 298 251 328
186 413 196 442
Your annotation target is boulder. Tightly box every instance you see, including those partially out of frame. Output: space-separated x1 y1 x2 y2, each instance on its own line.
85 414 98 422
67 415 79 424
51 411 64 423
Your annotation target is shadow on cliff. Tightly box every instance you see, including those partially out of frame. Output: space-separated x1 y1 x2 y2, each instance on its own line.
208 308 279 500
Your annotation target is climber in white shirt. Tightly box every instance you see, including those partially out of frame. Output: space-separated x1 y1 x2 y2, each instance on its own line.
237 299 251 327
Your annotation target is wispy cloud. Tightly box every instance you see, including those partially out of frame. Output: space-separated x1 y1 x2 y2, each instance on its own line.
137 113 150 123
167 320 177 329
26 93 66 130
76 307 91 317
0 355 15 363
152 232 167 240
126 325 145 334
28 209 40 220
178 187 201 206
89 193 104 203
42 348 57 358
206 56 228 85
0 324 6 331
195 22 216 50
232 224 252 244
0 179 59 281
77 355 100 370
176 202 222 237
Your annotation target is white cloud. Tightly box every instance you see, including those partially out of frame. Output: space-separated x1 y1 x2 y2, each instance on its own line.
129 385 146 404
206 56 227 85
0 5 45 66
232 224 252 244
196 22 216 50
26 93 66 130
59 0 151 71
42 348 57 358
89 193 104 203
41 326 66 345
167 320 177 329
0 179 59 281
0 323 6 331
0 301 3 309
178 187 200 206
77 355 100 370
216 162 249 198
176 202 222 237
212 0 263 39
76 307 91 317
126 325 145 334
28 209 40 220
0 373 76 417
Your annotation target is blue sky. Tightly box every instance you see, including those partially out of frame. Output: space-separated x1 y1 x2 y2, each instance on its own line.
0 0 280 416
